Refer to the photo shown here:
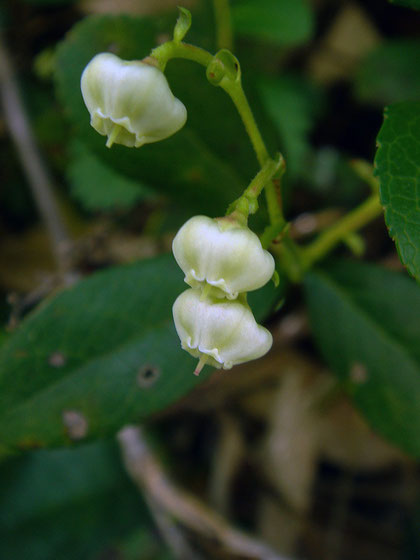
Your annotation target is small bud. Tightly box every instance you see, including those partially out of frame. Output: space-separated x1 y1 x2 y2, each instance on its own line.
206 49 241 88
172 215 275 299
80 53 187 148
173 288 273 372
173 7 192 43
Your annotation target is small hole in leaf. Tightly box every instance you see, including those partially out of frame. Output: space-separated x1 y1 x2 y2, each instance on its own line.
137 365 160 388
349 362 368 384
48 352 66 368
62 410 88 440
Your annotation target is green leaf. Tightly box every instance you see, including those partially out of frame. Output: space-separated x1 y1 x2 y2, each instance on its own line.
231 0 314 46
0 254 277 452
354 40 420 106
55 14 249 216
0 441 155 560
388 0 420 9
301 148 367 205
304 260 420 457
258 75 322 180
375 101 420 280
119 527 173 560
67 141 152 212
0 255 199 452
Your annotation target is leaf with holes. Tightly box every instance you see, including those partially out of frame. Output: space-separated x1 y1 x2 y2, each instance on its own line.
304 260 420 457
0 255 277 454
375 102 420 280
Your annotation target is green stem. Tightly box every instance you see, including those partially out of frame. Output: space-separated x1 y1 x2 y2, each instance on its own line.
227 83 268 167
350 159 380 193
242 155 284 200
301 194 383 269
151 38 384 283
227 83 285 227
213 0 233 50
227 155 284 221
150 39 303 281
271 235 305 283
151 41 213 71
150 41 285 228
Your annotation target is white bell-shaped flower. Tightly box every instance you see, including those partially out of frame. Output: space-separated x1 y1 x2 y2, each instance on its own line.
172 215 275 299
173 288 272 374
81 53 187 148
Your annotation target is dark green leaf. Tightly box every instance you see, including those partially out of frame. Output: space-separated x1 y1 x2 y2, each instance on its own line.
304 260 420 457
258 75 322 180
301 147 367 205
231 0 314 46
354 40 420 106
0 441 155 560
388 0 420 9
375 102 420 280
67 141 152 211
0 255 200 452
0 254 277 452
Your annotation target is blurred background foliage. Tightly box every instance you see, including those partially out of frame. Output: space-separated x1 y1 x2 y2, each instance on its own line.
0 0 419 559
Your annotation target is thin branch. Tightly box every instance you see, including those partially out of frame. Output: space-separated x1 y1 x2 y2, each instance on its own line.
324 470 353 560
145 494 202 560
118 426 289 560
208 413 244 517
0 33 71 273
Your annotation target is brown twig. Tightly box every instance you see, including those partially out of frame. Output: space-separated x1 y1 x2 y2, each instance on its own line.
208 413 244 517
0 33 71 274
144 494 202 560
117 425 289 560
324 470 353 560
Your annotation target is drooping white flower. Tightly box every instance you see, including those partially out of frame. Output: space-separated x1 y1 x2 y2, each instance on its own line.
80 53 187 148
173 288 272 374
172 215 275 299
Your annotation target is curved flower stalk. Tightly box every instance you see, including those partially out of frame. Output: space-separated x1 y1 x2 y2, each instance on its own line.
81 53 187 148
173 288 272 374
172 215 275 299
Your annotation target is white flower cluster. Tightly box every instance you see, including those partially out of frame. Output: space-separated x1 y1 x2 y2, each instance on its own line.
80 54 275 375
172 216 274 374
